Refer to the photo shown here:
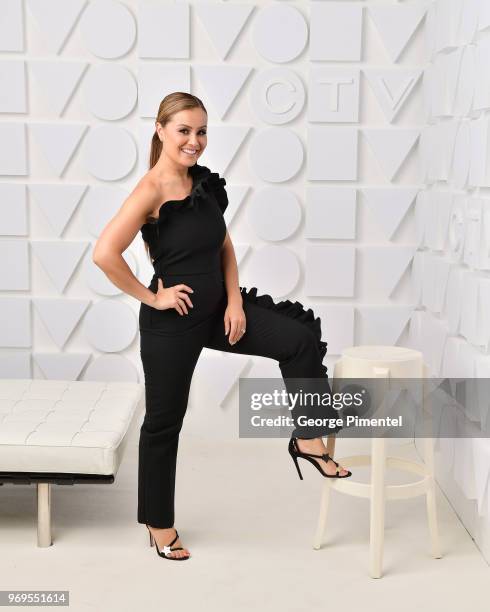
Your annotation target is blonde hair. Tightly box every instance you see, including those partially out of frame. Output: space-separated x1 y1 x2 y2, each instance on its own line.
143 92 207 260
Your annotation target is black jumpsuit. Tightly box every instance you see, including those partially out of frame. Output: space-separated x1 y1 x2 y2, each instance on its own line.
137 163 342 528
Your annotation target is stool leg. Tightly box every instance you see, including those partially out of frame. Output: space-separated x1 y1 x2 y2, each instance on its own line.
313 482 332 549
424 437 442 559
37 483 52 547
370 437 386 578
422 364 442 559
313 435 336 550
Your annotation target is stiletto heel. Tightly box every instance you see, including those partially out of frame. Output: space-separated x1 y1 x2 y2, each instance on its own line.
145 525 190 560
288 440 304 480
288 437 352 479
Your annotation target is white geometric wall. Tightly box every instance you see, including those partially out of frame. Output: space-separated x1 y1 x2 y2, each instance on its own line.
5 0 490 561
0 1 427 407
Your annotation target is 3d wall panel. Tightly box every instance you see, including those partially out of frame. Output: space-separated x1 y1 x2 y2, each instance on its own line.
408 0 490 563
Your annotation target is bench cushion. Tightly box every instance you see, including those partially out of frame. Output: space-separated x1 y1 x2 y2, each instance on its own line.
0 379 143 476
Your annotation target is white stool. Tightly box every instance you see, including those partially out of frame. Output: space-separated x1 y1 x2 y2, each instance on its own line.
313 345 442 578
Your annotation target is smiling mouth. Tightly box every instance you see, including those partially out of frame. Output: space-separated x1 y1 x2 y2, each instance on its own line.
181 148 198 155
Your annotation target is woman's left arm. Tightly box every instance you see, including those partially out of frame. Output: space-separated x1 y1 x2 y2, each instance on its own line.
221 230 246 345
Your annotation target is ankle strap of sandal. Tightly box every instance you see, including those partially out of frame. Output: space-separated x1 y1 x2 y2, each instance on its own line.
304 451 331 461
294 440 331 461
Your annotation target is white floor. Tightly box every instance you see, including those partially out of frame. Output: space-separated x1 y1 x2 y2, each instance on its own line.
1 432 489 612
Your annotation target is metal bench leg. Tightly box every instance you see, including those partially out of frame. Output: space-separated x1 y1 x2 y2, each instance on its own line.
37 483 52 547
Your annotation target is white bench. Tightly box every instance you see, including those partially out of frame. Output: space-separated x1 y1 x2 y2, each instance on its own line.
0 379 144 547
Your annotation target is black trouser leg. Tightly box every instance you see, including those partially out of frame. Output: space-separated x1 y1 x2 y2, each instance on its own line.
203 298 342 438
137 328 204 528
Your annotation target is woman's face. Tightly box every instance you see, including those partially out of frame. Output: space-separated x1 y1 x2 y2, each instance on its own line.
157 108 207 166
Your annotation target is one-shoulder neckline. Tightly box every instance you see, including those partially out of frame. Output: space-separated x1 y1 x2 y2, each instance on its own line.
143 163 210 225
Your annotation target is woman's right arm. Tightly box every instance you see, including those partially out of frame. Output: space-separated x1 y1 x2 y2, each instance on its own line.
92 180 160 307
93 181 194 315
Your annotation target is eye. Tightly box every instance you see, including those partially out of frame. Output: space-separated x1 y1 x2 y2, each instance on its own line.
180 129 206 135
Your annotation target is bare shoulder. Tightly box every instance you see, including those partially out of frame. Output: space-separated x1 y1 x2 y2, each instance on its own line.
93 173 163 261
124 173 162 224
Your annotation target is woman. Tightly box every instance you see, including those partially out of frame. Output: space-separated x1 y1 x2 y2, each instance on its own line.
93 92 352 562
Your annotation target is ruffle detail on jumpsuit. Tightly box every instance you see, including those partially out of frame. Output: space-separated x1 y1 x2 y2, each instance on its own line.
141 165 228 247
237 286 329 377
156 170 228 222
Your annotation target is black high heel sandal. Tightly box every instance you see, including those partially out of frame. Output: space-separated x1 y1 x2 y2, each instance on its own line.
288 437 352 479
146 525 190 560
